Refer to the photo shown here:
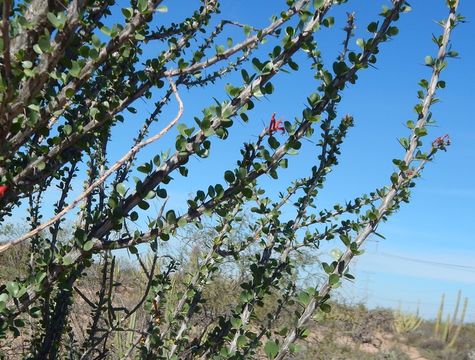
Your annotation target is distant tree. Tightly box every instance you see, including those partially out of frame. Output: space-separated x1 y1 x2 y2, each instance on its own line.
0 0 462 359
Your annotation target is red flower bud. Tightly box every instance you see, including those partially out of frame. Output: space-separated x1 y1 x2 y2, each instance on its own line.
432 134 451 149
268 113 285 135
0 185 9 199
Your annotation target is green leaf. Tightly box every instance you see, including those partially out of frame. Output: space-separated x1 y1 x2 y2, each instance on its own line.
28 104 40 112
121 7 133 19
130 211 138 221
241 69 250 83
178 166 188 177
65 88 75 99
24 68 35 77
157 5 168 13
37 35 51 53
90 107 100 118
224 170 235 183
100 26 114 37
264 340 279 359
340 234 351 246
138 0 148 12
332 61 348 76
33 44 42 54
388 26 399 36
37 160 46 171
177 217 187 227
298 291 310 306
6 282 19 297
243 25 252 37
242 187 253 198
69 61 81 78
344 273 355 280
129 245 138 254
268 136 280 150
138 200 149 210
47 12 65 29
177 124 188 137
299 328 310 339
322 16 334 28
414 127 428 137
153 155 161 166
320 303 331 313
390 172 399 185
137 162 152 173
322 262 332 274
289 343 299 353
62 256 73 266
288 59 299 71
367 21 378 33
215 45 225 55
63 124 72 135
236 335 247 348
0 293 8 303
116 182 127 197
329 274 340 286
166 210 177 224
83 240 94 251
22 61 33 69
314 0 324 9
157 188 167 198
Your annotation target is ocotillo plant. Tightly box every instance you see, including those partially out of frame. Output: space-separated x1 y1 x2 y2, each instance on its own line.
0 0 464 359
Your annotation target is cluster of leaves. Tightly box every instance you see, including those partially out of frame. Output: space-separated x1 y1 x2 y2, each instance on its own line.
0 0 463 359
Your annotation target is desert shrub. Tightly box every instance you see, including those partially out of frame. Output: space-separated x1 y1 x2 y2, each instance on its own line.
0 1 464 359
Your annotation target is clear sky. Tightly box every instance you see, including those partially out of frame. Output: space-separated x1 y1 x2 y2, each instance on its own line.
9 1 475 320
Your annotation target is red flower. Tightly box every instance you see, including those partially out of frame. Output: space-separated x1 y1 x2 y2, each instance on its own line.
0 185 9 199
268 113 285 135
432 134 451 149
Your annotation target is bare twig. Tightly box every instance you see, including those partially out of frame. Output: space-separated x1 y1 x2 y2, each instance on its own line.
339 12 355 62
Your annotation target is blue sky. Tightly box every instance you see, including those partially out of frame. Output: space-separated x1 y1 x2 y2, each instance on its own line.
9 1 475 320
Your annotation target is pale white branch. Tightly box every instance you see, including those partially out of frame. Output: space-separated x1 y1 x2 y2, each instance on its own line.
0 77 183 254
